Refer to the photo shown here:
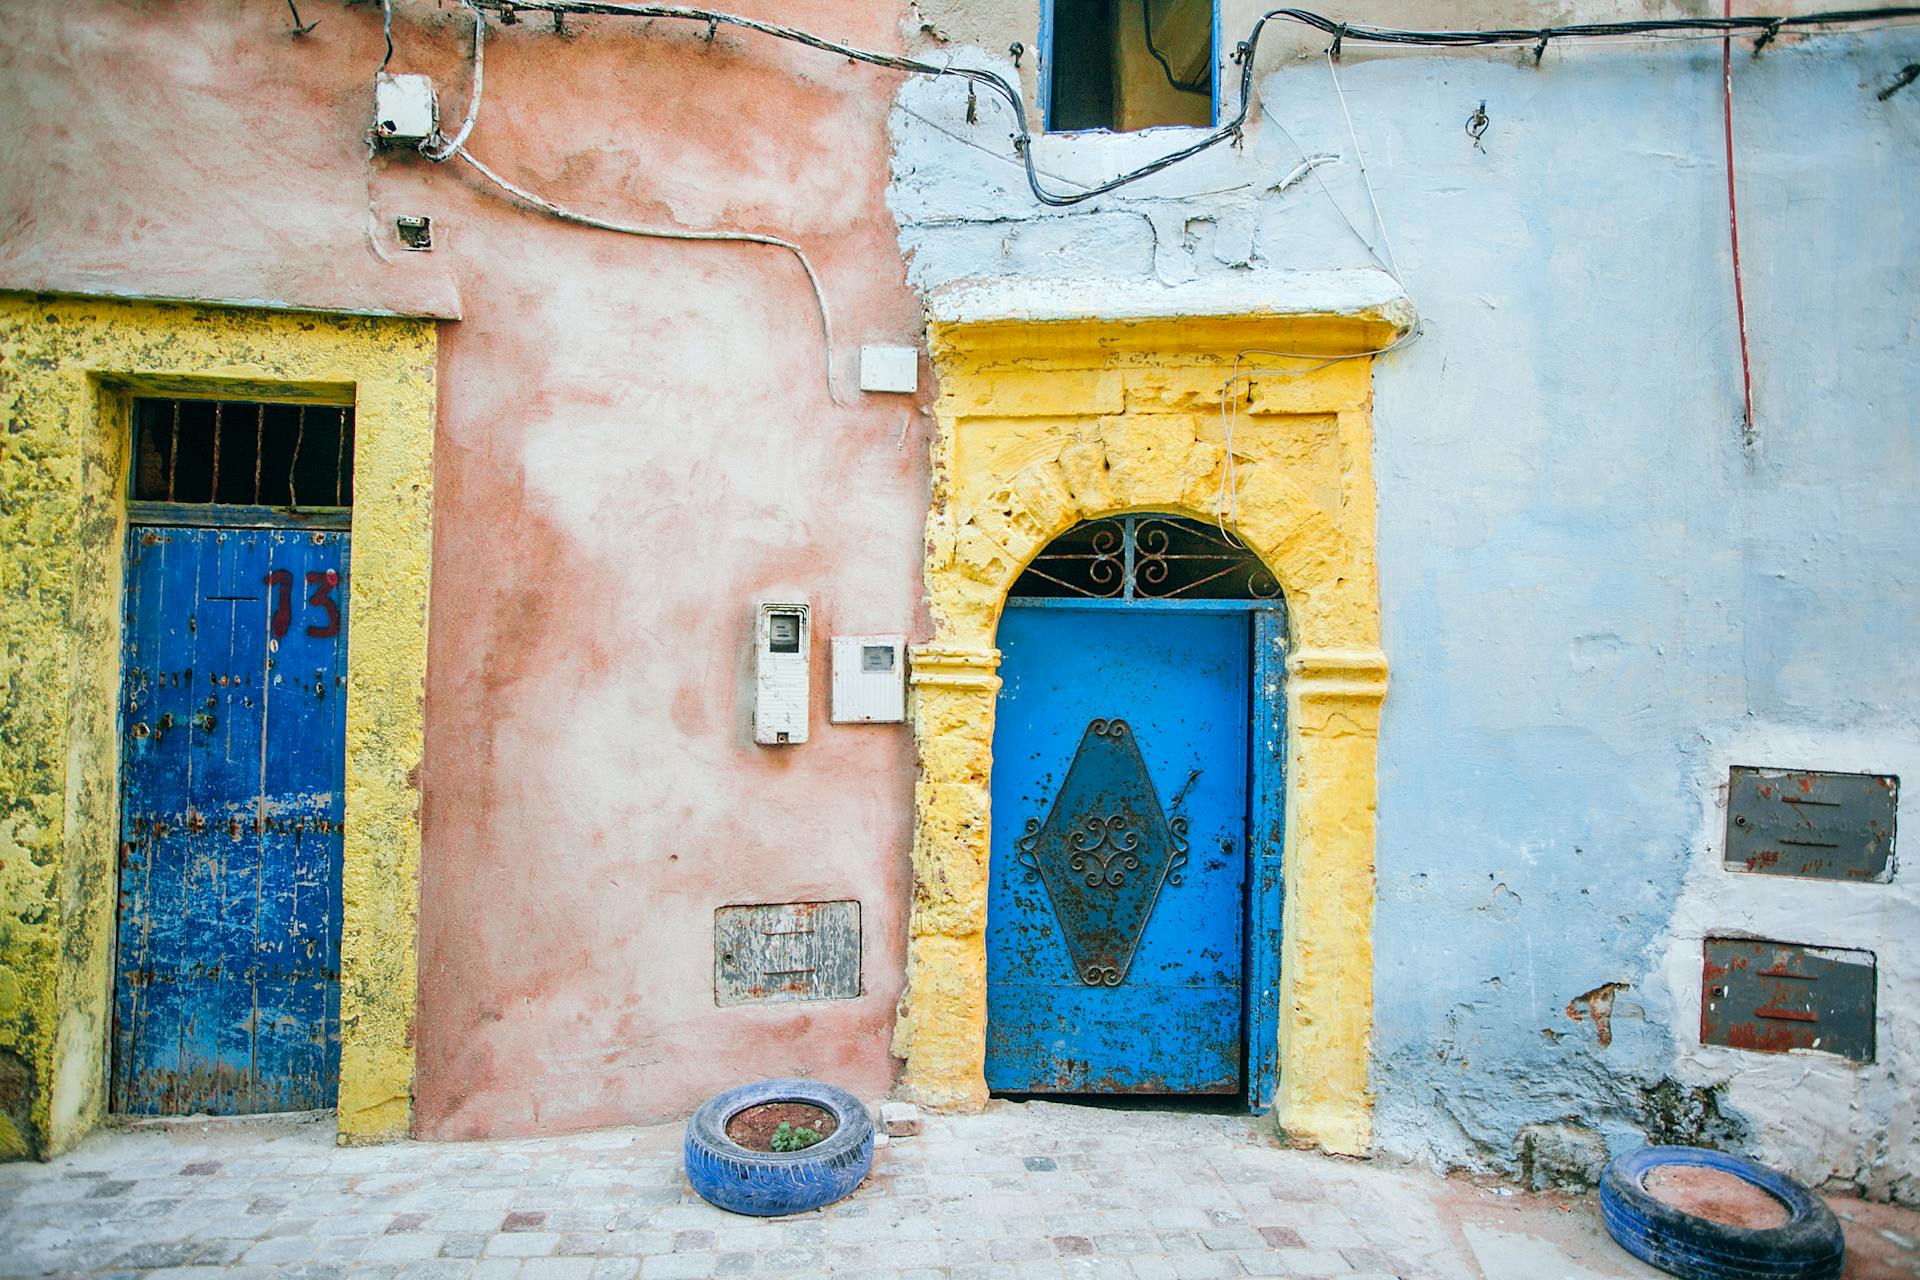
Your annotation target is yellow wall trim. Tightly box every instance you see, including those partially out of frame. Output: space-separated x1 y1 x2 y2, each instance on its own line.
902 307 1393 1154
0 294 435 1156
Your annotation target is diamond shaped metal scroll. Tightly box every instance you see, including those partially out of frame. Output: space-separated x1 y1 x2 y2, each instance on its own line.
1014 719 1189 987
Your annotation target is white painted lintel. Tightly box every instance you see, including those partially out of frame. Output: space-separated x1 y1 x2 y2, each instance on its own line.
924 268 1414 334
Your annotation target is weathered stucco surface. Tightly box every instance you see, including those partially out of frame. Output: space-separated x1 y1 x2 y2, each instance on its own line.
3 0 1915 1198
0 295 436 1156
2 0 931 1149
6 0 939 1143
904 300 1400 1154
891 19 1920 1199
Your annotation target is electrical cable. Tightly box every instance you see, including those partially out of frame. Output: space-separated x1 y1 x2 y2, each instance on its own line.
1323 49 1402 283
1214 327 1423 532
466 2 1920 211
402 1 1916 417
1141 0 1211 96
406 1 844 402
1721 3 1757 443
380 0 395 70
422 0 486 161
449 147 847 405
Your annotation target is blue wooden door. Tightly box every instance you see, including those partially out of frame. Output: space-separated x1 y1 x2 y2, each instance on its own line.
987 604 1249 1093
113 526 349 1114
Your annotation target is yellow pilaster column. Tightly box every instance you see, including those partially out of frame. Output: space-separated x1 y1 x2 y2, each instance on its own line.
896 646 999 1110
1276 648 1388 1155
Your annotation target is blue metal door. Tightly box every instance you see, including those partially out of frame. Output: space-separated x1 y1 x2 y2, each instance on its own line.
987 604 1249 1094
113 526 349 1114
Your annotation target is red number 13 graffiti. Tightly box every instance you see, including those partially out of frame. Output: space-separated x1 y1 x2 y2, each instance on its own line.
263 568 342 639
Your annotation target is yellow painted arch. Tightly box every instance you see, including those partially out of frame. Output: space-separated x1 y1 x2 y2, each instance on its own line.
898 306 1395 1154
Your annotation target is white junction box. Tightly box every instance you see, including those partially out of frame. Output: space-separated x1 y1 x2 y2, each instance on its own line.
373 72 438 145
754 602 810 745
831 634 907 724
858 346 919 394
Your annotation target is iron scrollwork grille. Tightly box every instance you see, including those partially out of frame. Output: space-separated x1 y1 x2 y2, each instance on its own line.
1009 515 1280 601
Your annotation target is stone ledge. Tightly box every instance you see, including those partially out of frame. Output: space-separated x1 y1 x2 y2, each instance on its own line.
925 269 1414 336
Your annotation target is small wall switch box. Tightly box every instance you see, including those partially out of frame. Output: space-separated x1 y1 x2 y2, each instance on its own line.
831 635 907 724
859 346 919 394
374 73 439 145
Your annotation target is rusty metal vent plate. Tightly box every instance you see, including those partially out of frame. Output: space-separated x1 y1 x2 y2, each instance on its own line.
1724 767 1897 883
1701 938 1875 1063
715 901 861 1006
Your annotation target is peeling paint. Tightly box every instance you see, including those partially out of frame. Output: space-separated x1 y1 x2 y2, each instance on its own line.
0 294 434 1157
1566 982 1630 1049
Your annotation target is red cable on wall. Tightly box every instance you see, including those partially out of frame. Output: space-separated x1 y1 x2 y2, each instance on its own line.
1723 2 1757 443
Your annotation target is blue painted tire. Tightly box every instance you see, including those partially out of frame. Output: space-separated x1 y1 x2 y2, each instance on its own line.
1599 1145 1843 1280
683 1079 874 1217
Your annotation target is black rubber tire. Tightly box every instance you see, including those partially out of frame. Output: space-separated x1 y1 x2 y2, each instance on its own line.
683 1078 875 1217
1599 1145 1844 1280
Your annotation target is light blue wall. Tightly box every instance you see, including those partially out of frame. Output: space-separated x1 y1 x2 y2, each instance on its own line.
893 29 1920 1199
1346 38 1918 1198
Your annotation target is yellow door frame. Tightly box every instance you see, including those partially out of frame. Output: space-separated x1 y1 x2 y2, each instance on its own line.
0 294 436 1157
897 295 1402 1154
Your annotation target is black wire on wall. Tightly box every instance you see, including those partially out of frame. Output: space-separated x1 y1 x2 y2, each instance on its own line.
467 3 1920 208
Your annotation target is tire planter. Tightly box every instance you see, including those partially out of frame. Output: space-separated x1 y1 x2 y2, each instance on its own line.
684 1079 875 1217
1599 1145 1844 1280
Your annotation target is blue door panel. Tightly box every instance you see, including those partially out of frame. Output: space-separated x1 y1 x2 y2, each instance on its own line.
987 606 1249 1094
113 526 348 1115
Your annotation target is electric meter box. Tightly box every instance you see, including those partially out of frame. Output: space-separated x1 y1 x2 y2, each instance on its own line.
373 72 439 146
754 602 810 745
831 635 907 724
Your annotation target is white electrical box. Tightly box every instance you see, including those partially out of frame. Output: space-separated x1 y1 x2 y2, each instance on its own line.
373 73 439 146
754 602 810 745
831 635 907 724
859 346 919 394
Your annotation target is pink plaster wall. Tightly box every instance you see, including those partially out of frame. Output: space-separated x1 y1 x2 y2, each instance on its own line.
3 0 928 1138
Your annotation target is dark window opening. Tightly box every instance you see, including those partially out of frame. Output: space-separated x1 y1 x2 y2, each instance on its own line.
1011 515 1279 601
132 398 355 509
1049 0 1214 132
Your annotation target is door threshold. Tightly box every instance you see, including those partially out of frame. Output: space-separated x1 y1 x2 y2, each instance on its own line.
990 1092 1246 1116
108 1108 336 1135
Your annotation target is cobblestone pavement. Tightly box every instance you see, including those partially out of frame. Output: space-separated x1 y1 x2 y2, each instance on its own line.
3 1101 1916 1280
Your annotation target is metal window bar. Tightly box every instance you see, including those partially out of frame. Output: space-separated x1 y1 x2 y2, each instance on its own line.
130 397 355 519
1011 515 1281 601
209 402 222 501
166 401 180 502
290 407 305 508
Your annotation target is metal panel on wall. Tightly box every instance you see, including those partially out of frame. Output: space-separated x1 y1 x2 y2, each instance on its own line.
1724 766 1897 883
714 901 862 1005
1701 937 1876 1063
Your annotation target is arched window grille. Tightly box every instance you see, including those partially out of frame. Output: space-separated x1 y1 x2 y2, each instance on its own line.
1009 515 1281 602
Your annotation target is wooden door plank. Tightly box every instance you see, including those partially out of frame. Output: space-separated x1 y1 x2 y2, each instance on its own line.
986 606 1250 1094
112 525 348 1115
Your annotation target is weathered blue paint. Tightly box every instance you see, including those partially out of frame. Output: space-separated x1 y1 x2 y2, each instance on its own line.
1037 0 1054 128
113 525 349 1115
1246 609 1287 1112
988 603 1249 1094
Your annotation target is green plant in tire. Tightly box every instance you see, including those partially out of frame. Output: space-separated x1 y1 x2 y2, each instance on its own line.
769 1120 822 1152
